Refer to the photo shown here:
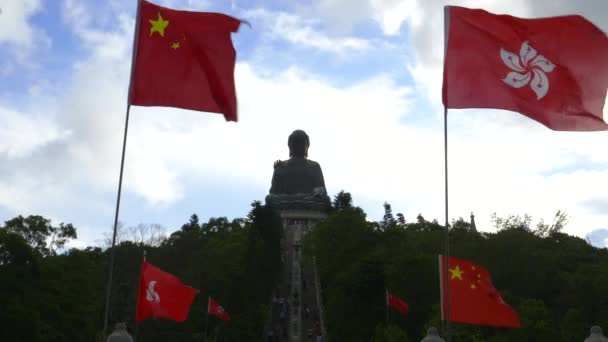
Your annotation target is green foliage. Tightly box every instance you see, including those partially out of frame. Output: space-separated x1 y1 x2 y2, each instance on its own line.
373 324 412 342
3 215 77 256
332 190 353 210
2 200 607 341
451 217 472 232
535 210 568 238
382 202 396 230
0 204 282 342
490 212 532 232
311 204 608 341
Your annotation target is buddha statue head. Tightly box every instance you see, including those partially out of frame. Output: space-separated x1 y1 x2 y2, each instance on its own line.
288 130 310 158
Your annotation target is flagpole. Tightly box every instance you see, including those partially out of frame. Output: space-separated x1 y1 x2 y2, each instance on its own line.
443 105 451 342
443 6 452 342
134 250 146 342
385 289 389 325
102 103 132 338
204 297 210 342
102 0 142 339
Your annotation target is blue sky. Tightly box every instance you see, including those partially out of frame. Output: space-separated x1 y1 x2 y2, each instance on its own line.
1 0 607 248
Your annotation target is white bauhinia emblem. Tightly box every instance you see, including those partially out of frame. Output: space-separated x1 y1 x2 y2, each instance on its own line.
500 41 555 99
146 280 160 303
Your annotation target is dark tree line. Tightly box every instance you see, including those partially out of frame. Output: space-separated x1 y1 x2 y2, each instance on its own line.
0 203 283 342
1 193 607 341
308 193 608 341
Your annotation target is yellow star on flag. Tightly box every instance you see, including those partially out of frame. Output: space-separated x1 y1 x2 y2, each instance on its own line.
450 265 464 280
171 42 180 49
470 283 477 289
149 13 169 37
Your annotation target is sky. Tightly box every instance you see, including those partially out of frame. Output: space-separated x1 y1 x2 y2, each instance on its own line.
0 0 607 249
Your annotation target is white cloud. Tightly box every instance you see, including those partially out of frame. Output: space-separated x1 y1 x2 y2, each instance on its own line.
0 107 67 159
0 0 42 47
290 0 608 233
0 0 51 70
246 9 370 55
298 0 608 109
2 0 608 248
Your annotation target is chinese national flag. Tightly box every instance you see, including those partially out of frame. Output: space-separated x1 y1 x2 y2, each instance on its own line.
439 255 520 328
386 290 409 316
443 6 608 131
129 0 242 121
136 261 199 322
208 297 230 321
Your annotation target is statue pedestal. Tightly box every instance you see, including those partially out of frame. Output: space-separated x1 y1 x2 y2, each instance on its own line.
278 209 327 342
278 209 328 221
265 193 331 213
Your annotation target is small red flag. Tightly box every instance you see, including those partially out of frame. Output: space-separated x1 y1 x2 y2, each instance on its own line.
136 261 198 322
208 297 230 321
443 6 608 131
129 0 242 121
439 255 520 328
386 290 409 316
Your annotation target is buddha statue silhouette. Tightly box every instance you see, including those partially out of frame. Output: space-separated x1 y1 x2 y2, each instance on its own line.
266 130 330 211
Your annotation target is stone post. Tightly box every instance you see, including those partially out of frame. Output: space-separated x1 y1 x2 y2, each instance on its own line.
585 326 608 342
106 322 133 342
421 327 445 342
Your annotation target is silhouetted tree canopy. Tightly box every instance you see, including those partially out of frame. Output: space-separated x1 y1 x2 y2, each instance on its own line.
1 198 606 341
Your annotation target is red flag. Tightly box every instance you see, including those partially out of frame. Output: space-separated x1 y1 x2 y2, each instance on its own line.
439 255 520 328
129 0 242 121
386 290 409 316
443 6 608 131
208 297 230 321
136 261 198 322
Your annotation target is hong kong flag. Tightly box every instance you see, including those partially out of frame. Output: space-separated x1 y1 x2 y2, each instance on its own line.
208 297 230 321
136 261 199 322
443 6 608 131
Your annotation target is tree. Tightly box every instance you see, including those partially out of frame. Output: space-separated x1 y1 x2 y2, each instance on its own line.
396 213 406 225
382 202 396 230
373 324 412 342
2 208 608 341
127 223 166 247
535 210 567 237
3 215 77 256
561 307 585 342
0 229 37 268
181 214 201 232
510 298 557 341
333 190 353 210
451 217 471 231
491 213 532 231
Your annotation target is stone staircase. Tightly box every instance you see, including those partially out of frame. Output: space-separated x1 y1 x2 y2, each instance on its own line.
267 212 326 342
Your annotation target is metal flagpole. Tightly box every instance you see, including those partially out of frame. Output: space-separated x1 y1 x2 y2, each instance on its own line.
134 250 146 342
204 297 211 342
385 289 389 325
443 7 452 342
443 106 451 342
102 103 132 338
102 0 142 338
